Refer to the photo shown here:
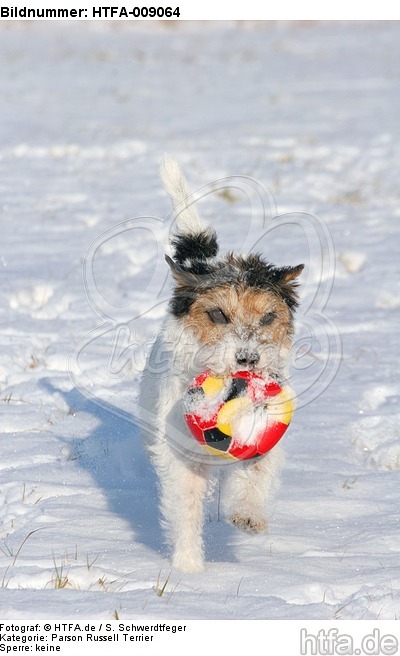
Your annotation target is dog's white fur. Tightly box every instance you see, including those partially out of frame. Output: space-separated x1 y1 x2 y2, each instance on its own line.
139 157 286 572
160 154 205 236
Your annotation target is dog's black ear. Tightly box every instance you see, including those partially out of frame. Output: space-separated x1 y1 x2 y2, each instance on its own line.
276 263 305 282
166 255 203 316
270 263 304 311
165 255 201 286
165 254 183 279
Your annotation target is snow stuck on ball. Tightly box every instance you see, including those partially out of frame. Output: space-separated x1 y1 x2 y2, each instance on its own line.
183 370 295 461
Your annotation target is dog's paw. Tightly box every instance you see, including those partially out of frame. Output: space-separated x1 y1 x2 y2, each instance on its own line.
228 514 268 534
172 552 204 573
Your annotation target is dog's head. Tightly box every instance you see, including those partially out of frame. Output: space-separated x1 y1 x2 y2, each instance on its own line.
161 156 304 378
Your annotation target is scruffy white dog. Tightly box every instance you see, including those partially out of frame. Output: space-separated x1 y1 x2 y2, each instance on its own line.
139 157 303 572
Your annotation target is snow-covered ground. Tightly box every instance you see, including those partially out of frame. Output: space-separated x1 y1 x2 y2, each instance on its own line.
0 20 399 621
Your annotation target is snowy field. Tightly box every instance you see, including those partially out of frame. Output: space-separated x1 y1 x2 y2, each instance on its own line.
0 20 399 621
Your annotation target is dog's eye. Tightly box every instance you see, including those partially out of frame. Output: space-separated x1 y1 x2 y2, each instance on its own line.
207 308 229 325
260 312 277 326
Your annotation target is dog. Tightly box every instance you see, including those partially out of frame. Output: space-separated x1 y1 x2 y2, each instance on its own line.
139 156 303 572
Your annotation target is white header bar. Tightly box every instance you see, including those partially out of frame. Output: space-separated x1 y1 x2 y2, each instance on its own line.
0 0 399 20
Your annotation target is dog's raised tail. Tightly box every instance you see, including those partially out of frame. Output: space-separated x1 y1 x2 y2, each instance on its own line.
161 154 218 263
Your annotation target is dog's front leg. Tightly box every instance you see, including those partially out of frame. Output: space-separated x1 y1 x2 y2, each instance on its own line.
155 443 209 572
223 445 284 534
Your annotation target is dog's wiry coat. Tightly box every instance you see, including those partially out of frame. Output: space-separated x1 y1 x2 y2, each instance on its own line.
139 156 303 572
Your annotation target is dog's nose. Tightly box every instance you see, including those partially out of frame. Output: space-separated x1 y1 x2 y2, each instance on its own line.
235 350 260 367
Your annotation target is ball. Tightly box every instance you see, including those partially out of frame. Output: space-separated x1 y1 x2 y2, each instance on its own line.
183 370 295 461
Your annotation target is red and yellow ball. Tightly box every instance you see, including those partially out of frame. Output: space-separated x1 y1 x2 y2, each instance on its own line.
183 370 295 461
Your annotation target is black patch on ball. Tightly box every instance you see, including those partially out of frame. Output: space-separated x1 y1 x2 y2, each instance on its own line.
186 386 205 400
184 385 205 411
204 428 231 452
224 376 248 403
